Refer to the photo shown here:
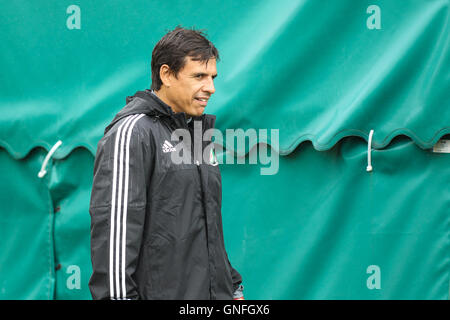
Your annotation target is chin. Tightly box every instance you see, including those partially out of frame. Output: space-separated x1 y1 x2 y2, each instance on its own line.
193 109 205 117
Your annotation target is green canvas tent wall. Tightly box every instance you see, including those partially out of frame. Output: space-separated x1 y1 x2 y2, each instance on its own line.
0 0 449 299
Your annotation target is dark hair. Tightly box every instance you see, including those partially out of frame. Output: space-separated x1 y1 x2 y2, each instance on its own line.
150 26 220 90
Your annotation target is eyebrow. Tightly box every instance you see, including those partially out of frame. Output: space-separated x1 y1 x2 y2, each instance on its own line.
192 72 218 79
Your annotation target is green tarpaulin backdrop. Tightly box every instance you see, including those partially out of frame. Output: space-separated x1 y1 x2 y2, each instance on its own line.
0 0 449 299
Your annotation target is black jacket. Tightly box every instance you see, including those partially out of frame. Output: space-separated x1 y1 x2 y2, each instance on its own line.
89 89 242 299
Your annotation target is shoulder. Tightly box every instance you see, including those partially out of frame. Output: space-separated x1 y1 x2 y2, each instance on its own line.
98 114 159 154
104 114 155 140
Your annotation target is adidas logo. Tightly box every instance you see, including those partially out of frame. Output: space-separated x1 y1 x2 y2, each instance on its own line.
162 140 176 153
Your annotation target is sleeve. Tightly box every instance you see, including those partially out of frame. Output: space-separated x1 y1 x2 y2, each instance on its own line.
88 115 152 300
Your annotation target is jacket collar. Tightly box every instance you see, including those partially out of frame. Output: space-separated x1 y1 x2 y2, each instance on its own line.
147 90 216 131
105 89 216 134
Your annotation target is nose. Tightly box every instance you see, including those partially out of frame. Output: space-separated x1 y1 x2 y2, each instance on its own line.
203 77 215 95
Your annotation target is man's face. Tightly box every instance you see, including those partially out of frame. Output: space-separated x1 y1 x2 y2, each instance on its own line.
165 57 217 117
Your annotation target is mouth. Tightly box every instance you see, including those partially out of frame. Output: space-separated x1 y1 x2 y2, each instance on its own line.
194 97 209 106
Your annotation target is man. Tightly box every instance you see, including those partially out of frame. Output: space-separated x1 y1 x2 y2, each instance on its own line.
88 27 244 300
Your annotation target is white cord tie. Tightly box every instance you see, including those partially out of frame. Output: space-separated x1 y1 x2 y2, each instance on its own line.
38 140 62 178
366 130 374 172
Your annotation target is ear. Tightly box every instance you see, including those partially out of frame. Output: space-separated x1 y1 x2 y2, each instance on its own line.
159 64 173 87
